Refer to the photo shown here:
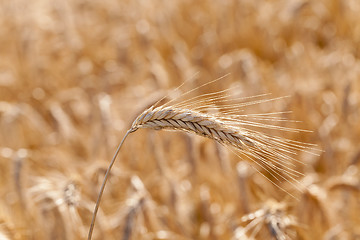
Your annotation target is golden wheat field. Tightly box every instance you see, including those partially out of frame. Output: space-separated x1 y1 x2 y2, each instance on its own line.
1 0 360 239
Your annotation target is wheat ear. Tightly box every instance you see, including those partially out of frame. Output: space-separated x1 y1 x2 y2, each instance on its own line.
130 106 257 149
88 93 315 239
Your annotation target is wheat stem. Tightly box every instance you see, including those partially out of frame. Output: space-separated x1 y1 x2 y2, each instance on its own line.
88 129 132 240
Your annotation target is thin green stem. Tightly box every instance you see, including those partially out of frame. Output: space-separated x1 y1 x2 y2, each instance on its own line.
88 129 132 240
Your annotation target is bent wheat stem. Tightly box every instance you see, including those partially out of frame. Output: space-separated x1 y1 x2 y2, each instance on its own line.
88 130 131 240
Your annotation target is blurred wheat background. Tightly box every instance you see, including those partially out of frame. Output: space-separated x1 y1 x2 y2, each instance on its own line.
0 0 360 239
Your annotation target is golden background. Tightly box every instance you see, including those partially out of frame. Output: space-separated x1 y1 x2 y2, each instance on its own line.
0 0 359 239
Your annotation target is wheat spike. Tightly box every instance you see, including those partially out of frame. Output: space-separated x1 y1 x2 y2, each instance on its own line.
130 106 256 149
88 83 318 240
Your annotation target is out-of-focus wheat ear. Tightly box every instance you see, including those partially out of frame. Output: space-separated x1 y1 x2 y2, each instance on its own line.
236 162 251 214
199 186 216 239
236 200 296 240
122 195 146 240
0 224 12 240
13 149 28 225
297 185 330 239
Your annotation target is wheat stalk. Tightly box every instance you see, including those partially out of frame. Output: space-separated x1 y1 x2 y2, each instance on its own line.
88 82 317 240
